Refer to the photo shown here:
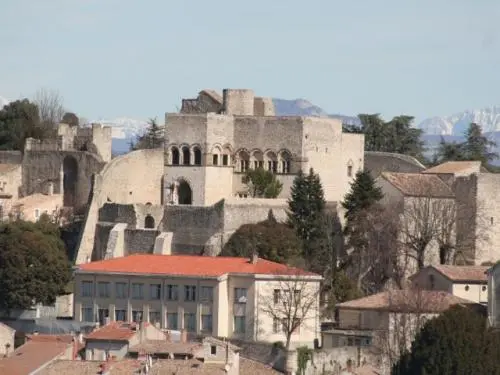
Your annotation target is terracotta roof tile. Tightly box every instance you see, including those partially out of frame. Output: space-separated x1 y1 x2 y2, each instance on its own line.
78 254 320 278
337 290 476 313
85 321 140 341
26 334 74 344
37 359 143 375
129 340 201 355
0 340 72 375
381 172 454 198
423 161 481 175
431 265 488 282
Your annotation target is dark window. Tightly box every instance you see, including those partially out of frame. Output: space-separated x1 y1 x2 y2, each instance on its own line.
182 147 190 165
222 154 229 166
172 148 180 165
194 148 202 165
213 154 219 166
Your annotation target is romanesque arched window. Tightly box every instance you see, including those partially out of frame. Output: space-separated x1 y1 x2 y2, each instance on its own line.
171 147 180 165
222 144 232 166
264 151 278 173
250 150 264 170
182 146 190 165
193 146 202 166
278 150 291 174
236 150 250 173
211 145 221 166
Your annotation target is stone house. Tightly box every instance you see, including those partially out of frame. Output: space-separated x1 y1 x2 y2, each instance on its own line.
73 253 322 349
410 264 488 304
0 163 22 219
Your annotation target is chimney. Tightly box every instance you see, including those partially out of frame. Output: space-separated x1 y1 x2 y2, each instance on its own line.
251 251 258 265
180 329 187 344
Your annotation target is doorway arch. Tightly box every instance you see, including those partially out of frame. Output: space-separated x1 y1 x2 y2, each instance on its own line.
144 214 155 229
63 156 78 207
178 180 192 205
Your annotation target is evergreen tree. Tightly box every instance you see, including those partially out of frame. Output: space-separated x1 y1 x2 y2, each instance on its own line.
133 118 164 150
463 122 498 166
342 170 383 221
287 168 326 255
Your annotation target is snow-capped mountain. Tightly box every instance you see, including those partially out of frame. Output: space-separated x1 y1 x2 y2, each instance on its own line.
0 96 9 109
90 117 148 140
417 106 500 136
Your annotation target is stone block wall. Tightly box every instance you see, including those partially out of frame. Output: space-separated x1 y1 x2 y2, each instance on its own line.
98 203 137 226
124 229 159 254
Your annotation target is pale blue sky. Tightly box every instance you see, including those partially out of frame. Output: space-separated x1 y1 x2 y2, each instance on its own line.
1 0 499 123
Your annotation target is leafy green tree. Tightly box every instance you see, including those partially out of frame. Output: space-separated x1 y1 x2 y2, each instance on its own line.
392 305 500 375
221 212 302 264
0 99 48 151
287 168 326 255
61 112 79 127
0 216 72 311
242 167 283 198
133 118 164 150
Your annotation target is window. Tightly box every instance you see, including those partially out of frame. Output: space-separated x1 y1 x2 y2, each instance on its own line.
273 317 282 333
185 285 196 302
184 312 196 332
98 308 109 325
132 310 143 323
150 284 161 300
81 307 93 322
81 281 93 297
115 282 127 299
166 284 179 301
115 309 126 321
212 154 219 166
240 160 249 172
131 283 144 299
293 289 301 303
201 286 213 302
34 209 40 220
171 147 180 165
202 313 213 332
347 165 353 177
97 282 111 298
234 288 247 303
491 217 494 225
210 345 217 355
167 312 178 329
482 285 487 292
222 154 229 166
273 289 280 304
182 147 190 165
465 285 470 291
193 148 202 165
234 316 246 334
149 311 161 325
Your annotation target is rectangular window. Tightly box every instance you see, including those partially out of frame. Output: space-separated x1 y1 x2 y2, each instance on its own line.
273 317 281 333
222 154 229 166
132 310 143 323
273 289 280 304
81 307 93 322
210 345 217 355
212 154 218 166
150 284 161 300
201 314 213 332
34 209 40 220
347 165 353 177
234 288 247 303
234 316 246 334
167 312 178 330
98 308 109 325
97 282 110 298
81 281 93 297
115 309 126 321
131 283 144 299
184 312 196 332
149 311 161 325
184 285 196 302
166 285 178 301
200 286 213 302
115 282 128 299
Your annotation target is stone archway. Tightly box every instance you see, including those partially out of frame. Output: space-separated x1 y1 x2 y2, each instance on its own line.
144 214 155 229
63 156 78 207
178 180 192 205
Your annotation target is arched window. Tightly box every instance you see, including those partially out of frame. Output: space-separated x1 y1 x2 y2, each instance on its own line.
144 215 155 229
171 147 180 165
222 145 232 166
236 150 250 172
278 150 291 174
178 180 192 205
193 147 202 166
211 146 221 166
250 150 264 169
182 146 190 165
264 151 278 173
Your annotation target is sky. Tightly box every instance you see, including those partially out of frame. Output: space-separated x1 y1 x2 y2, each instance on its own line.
1 0 500 124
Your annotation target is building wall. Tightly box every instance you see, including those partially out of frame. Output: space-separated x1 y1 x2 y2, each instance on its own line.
488 265 500 327
15 193 63 222
341 133 365 201
364 151 426 179
451 283 487 304
0 323 15 356
0 165 22 218
475 173 500 264
410 268 452 293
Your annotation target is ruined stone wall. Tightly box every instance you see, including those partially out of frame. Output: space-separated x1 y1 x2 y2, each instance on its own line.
222 89 254 115
98 203 137 226
364 151 426 178
475 173 500 264
253 97 275 116
180 91 223 114
124 229 159 254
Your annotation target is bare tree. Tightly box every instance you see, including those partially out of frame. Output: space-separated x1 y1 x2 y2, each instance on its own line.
33 88 65 130
259 273 320 352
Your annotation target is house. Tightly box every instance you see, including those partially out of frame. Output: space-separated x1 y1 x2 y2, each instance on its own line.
74 253 322 348
0 163 22 220
335 289 479 373
487 262 500 328
11 189 63 223
410 264 488 304
0 333 81 375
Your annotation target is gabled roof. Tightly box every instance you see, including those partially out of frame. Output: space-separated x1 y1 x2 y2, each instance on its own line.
337 290 476 313
380 172 454 198
200 89 223 104
77 254 320 278
413 265 488 283
85 321 140 341
423 161 482 175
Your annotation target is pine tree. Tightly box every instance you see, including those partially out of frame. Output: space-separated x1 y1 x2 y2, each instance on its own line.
342 170 383 222
463 122 498 166
287 168 326 253
133 118 164 150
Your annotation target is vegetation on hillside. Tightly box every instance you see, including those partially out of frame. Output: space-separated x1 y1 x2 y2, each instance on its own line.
0 216 72 311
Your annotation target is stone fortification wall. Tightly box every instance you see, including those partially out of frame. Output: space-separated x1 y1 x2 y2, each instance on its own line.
98 203 137 226
222 89 255 115
124 229 159 254
476 173 500 264
253 97 275 116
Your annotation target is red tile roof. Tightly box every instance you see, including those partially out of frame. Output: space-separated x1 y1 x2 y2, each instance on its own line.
428 265 488 283
77 254 320 278
26 334 74 344
337 290 476 313
85 321 141 341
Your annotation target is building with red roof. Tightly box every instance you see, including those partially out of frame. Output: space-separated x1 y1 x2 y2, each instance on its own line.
74 253 322 348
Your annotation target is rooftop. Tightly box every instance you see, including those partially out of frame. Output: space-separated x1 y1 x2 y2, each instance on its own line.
129 340 201 355
14 193 62 207
417 265 488 283
77 254 320 278
337 290 476 313
36 359 143 375
85 321 141 341
423 161 482 175
0 340 72 375
380 172 455 198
